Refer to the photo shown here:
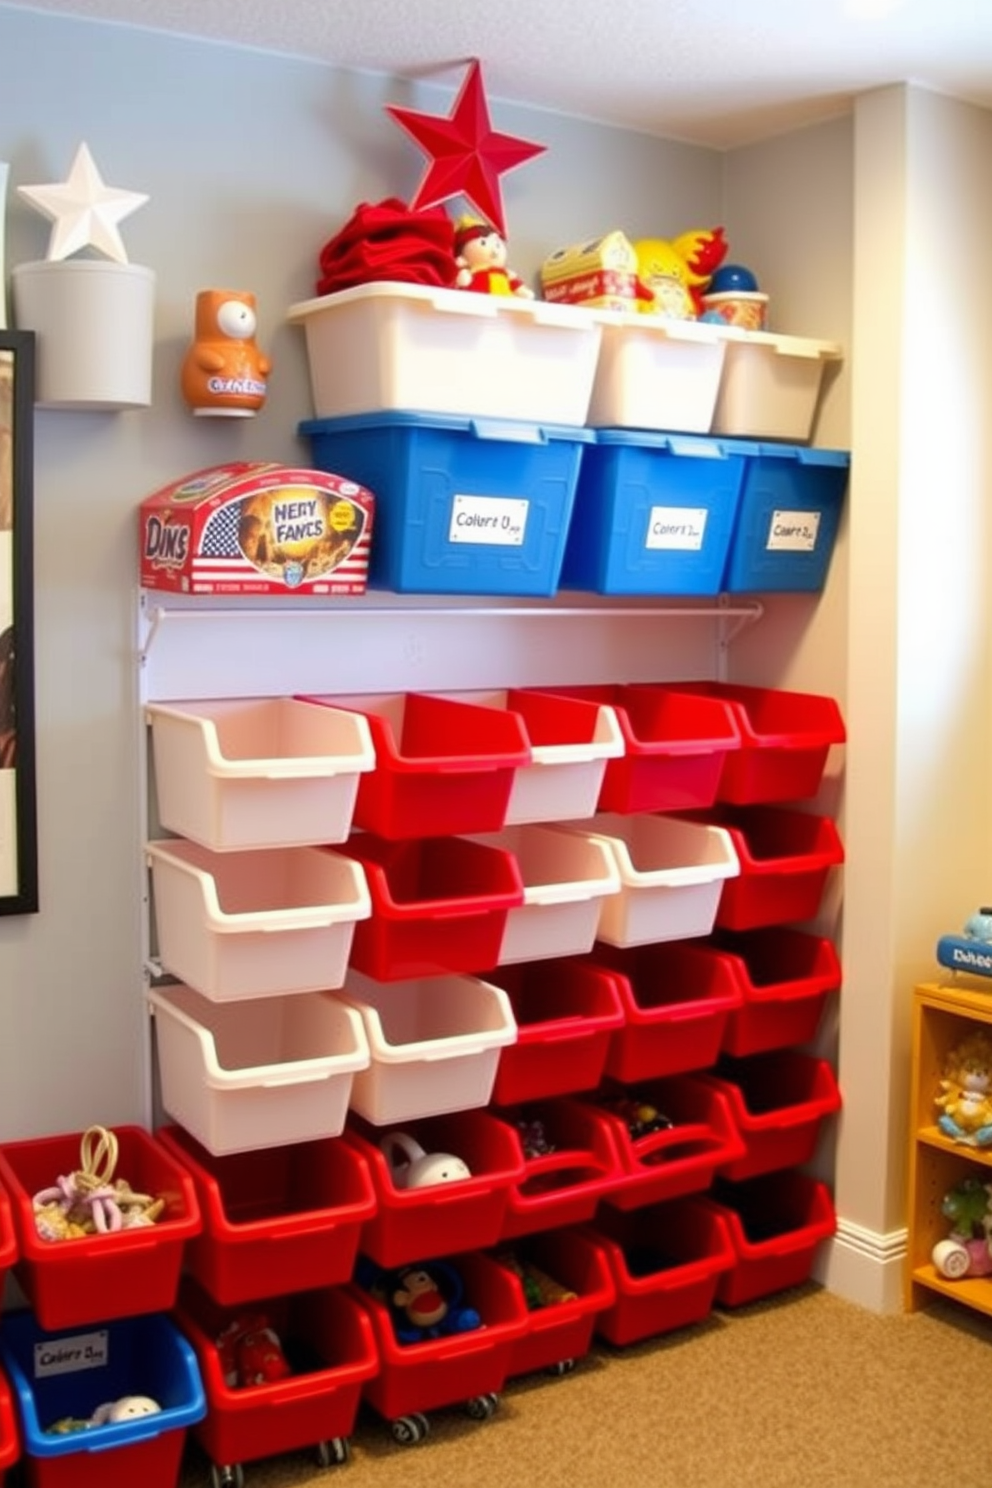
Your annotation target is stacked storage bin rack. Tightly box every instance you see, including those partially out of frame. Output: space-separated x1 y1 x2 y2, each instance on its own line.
665 682 846 1306
506 680 846 1342
0 1127 205 1488
143 697 384 1481
301 686 633 1440
130 287 849 1465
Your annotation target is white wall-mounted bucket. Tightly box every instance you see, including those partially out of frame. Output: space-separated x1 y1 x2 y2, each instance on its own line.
12 258 155 409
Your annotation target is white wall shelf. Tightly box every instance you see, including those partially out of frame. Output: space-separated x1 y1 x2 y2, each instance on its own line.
138 591 764 703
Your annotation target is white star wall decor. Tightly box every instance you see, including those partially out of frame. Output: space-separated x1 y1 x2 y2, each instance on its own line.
18 143 148 264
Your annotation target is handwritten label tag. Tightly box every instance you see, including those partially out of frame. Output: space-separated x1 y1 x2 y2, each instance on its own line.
766 510 821 552
34 1330 109 1378
645 507 708 552
449 495 529 547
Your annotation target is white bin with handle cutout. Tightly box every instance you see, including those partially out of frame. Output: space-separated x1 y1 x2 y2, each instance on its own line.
147 983 370 1155
471 824 621 964
335 970 518 1125
146 838 371 1000
147 697 375 851
442 688 625 825
559 812 739 947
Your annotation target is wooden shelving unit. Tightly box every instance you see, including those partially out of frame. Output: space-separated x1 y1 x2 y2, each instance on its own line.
905 979 992 1317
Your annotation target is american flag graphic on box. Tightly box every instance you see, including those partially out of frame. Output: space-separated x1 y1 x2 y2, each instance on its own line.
139 462 374 595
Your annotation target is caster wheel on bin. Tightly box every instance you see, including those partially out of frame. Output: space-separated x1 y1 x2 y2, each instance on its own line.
317 1437 350 1467
465 1392 499 1421
210 1466 245 1488
547 1358 576 1377
391 1412 430 1446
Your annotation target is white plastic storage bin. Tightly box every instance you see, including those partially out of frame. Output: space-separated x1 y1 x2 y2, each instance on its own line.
336 970 517 1125
146 838 371 1000
446 688 624 824
561 812 739 947
146 697 375 851
586 313 733 433
472 824 621 964
147 983 370 1155
710 331 843 442
287 282 604 426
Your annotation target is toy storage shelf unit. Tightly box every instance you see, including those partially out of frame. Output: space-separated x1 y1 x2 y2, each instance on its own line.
905 980 992 1318
137 594 766 1127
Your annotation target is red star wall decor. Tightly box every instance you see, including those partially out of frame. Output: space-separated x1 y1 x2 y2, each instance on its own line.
386 59 546 238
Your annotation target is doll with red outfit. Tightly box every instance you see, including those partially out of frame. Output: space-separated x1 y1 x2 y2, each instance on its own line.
454 215 534 298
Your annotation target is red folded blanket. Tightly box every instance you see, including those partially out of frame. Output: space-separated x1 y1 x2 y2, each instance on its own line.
316 197 458 295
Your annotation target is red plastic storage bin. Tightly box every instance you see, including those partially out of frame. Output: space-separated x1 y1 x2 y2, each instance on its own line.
330 833 524 980
591 1074 745 1211
489 958 626 1105
354 1250 528 1427
0 1127 201 1330
702 1051 842 1180
155 1125 376 1306
0 1181 16 1303
175 1278 378 1474
0 1368 18 1487
706 1170 837 1306
343 1110 525 1268
674 681 845 805
715 927 842 1056
591 1197 736 1346
538 683 741 814
705 805 844 930
495 1227 615 1379
591 939 743 1084
301 692 530 839
497 1098 626 1240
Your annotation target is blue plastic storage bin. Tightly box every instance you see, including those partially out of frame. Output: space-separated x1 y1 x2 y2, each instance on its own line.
722 444 850 594
0 1309 205 1488
558 431 749 596
300 411 593 596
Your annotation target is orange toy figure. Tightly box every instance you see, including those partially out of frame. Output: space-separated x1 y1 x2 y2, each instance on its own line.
181 288 271 417
454 216 534 298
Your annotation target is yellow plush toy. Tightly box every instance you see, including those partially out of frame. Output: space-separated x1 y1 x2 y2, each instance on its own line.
935 1031 992 1145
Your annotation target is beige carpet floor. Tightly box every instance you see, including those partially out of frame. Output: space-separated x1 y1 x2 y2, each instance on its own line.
175 1284 990 1488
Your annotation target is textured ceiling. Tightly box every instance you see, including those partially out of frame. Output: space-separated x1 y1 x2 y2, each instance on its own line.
6 0 992 147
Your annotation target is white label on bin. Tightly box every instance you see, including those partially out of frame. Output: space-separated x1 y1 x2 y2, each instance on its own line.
34 1330 109 1378
646 507 708 551
449 495 528 546
767 510 821 551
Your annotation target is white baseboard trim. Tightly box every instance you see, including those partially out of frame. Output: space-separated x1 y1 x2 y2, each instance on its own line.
815 1217 908 1313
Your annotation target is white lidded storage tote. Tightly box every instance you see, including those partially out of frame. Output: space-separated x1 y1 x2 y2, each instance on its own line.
586 313 733 433
147 983 370 1155
559 812 739 947
471 824 621 964
710 331 843 442
336 970 517 1125
146 697 375 851
146 838 371 1000
287 282 603 426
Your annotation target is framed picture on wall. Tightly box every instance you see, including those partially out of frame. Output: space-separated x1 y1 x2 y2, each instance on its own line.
0 329 36 915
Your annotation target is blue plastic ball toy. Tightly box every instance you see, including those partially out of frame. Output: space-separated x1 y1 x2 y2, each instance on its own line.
709 263 759 293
